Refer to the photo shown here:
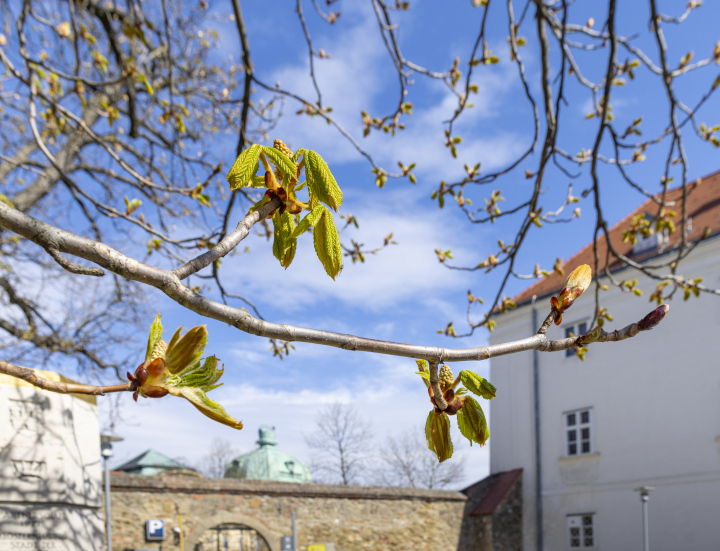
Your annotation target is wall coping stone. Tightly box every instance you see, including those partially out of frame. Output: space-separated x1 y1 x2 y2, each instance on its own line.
110 472 468 502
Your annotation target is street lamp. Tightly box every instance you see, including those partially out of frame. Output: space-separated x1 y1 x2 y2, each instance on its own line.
100 433 124 551
634 485 655 551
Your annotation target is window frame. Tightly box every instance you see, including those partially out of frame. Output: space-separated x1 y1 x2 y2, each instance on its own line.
564 407 593 457
567 513 596 549
564 321 588 357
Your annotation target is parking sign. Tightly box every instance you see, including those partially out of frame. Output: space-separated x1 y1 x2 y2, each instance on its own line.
146 519 165 541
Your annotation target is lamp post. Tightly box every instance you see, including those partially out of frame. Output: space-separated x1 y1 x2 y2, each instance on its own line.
100 433 124 551
634 486 654 551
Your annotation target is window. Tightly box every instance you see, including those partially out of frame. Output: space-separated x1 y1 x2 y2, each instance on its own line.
565 409 592 456
567 514 595 548
565 322 588 357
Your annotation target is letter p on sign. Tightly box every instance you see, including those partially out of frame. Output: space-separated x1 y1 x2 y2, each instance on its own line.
146 518 165 540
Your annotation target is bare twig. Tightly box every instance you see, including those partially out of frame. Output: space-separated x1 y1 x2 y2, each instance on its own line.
0 360 131 396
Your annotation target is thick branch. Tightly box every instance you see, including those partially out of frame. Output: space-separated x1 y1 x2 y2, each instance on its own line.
0 203 669 366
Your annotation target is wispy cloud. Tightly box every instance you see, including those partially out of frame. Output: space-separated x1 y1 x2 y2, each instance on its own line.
224 202 479 314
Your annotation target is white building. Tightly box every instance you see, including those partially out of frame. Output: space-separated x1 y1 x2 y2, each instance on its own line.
489 172 720 551
0 369 104 550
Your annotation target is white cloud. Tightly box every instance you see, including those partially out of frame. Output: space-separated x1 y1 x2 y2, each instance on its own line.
223 202 478 313
256 3 525 185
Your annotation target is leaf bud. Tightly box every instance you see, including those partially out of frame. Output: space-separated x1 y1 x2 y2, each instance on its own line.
551 264 592 322
638 304 670 330
134 367 149 387
576 325 602 345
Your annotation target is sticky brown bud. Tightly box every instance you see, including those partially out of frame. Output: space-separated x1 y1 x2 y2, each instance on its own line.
552 265 592 314
140 386 170 399
134 367 148 387
638 304 669 330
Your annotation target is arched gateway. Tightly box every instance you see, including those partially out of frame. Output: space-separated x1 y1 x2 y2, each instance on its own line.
185 511 278 551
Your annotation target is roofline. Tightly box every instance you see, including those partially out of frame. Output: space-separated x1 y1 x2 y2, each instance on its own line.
493 228 720 316
503 172 720 311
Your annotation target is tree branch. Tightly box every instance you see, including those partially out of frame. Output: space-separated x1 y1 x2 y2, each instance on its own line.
0 360 131 396
0 203 670 366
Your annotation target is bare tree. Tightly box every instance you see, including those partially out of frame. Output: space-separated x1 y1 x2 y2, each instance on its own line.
0 0 711 461
380 432 466 490
199 438 240 479
305 402 372 485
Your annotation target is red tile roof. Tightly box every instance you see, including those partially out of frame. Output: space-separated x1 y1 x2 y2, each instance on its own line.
511 170 720 306
464 468 523 516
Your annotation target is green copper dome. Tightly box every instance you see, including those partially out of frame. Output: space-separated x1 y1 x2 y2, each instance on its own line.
224 425 311 483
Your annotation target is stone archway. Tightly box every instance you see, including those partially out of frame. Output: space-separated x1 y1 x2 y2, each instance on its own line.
185 511 279 551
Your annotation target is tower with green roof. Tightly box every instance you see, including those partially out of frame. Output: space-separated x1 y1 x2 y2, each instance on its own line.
224 426 311 483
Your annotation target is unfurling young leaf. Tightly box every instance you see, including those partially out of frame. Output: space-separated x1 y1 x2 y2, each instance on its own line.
145 313 164 362
272 210 297 268
313 207 343 279
305 150 343 211
459 370 497 399
425 410 453 462
129 316 243 430
262 146 297 182
291 148 306 164
457 396 489 446
250 175 266 188
124 196 142 214
415 359 431 386
164 325 208 375
167 386 242 430
291 204 325 239
226 144 262 189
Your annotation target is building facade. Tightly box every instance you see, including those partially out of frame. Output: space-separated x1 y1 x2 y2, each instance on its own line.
0 370 104 550
488 174 720 550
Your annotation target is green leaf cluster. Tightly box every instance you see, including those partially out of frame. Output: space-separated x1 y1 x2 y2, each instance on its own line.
418 363 496 462
136 315 243 430
225 142 344 279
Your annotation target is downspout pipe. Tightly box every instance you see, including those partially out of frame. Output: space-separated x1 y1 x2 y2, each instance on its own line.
532 297 544 551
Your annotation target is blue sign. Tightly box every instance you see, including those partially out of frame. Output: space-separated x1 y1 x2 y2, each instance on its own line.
146 519 165 541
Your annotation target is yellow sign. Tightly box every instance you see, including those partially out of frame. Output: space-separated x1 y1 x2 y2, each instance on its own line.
308 546 326 551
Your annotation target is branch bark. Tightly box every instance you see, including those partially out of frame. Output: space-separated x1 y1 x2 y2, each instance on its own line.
0 201 668 369
0 360 131 396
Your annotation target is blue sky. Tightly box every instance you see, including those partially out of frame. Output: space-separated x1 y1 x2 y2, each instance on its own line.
99 0 720 487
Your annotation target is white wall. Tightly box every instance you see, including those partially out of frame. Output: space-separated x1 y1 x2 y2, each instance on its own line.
489 237 720 551
0 371 104 550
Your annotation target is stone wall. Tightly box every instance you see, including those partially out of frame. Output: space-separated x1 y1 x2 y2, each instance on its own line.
108 470 524 551
109 472 491 551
